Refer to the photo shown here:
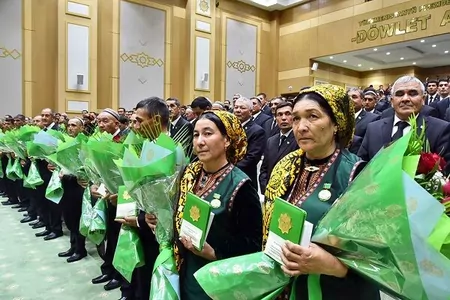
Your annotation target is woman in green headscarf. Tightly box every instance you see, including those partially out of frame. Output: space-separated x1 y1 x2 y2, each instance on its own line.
264 84 380 299
174 111 263 300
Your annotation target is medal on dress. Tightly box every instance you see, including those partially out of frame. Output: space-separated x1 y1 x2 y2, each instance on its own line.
318 183 332 202
211 193 221 208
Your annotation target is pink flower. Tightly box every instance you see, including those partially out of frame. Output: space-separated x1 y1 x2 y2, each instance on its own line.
443 182 450 197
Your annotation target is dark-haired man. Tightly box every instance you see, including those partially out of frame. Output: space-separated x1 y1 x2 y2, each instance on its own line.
118 107 126 116
257 92 271 116
167 98 193 138
251 97 271 128
430 79 450 120
191 96 211 122
425 80 439 105
259 102 298 193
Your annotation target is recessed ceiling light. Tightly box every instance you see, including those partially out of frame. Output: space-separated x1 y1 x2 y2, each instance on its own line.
420 39 425 43
400 57 404 60
358 64 362 67
373 48 378 51
370 68 373 70
445 50 449 54
343 60 347 63
432 44 437 47
386 52 391 55
413 62 417 65
329 56 334 59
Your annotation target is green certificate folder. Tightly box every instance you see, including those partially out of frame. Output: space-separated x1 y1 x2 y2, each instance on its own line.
264 197 311 265
180 192 214 251
115 185 137 219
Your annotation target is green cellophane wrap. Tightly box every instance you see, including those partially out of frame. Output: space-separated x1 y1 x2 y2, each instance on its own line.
12 158 24 180
45 170 64 204
48 133 88 175
77 141 102 185
23 161 44 189
114 134 189 300
113 225 145 282
5 157 16 180
194 252 290 300
0 132 12 153
311 132 450 300
79 188 107 245
3 131 28 160
123 130 144 156
86 134 125 194
26 131 62 159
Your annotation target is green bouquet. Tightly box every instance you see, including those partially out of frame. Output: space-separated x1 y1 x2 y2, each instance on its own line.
84 133 125 194
27 130 66 159
79 188 107 245
6 158 23 181
23 161 44 189
114 133 189 300
3 130 27 159
45 170 64 204
311 131 450 300
47 133 88 175
113 225 145 282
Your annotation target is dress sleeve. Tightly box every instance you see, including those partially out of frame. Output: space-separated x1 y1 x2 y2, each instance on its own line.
214 180 263 259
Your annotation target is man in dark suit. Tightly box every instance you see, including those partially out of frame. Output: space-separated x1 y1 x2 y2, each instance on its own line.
430 79 450 120
32 108 63 241
425 80 439 105
234 97 266 188
257 92 271 116
358 76 450 175
250 97 271 128
167 98 194 139
363 89 382 114
347 88 380 154
263 97 283 138
259 102 298 193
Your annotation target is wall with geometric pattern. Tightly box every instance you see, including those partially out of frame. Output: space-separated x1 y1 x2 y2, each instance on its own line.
119 0 166 109
0 0 22 115
225 18 257 100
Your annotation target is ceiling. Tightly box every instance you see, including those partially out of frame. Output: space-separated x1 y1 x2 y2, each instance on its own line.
314 34 450 72
236 0 311 11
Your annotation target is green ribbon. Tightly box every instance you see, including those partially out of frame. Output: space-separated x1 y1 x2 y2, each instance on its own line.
428 213 450 257
149 243 179 299
153 243 173 273
307 274 322 300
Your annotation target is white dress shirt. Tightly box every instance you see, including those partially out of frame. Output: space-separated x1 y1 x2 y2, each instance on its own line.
391 115 412 137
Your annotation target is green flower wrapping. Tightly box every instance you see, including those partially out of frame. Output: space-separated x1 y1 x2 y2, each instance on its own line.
47 133 88 175
85 134 125 194
45 170 64 204
23 161 44 189
114 134 188 299
78 141 102 185
79 188 107 245
194 252 290 300
311 131 450 300
3 131 28 160
6 158 23 181
27 130 65 159
112 225 145 283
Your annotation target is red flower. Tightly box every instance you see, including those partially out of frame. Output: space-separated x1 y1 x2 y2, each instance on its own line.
443 182 450 196
113 135 121 143
417 152 445 175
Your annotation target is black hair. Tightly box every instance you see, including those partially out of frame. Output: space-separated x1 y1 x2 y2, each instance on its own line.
14 114 25 121
438 79 449 84
427 80 438 85
191 97 211 110
166 97 181 107
118 107 126 111
118 116 129 124
257 92 266 99
294 92 337 125
135 97 170 127
197 112 227 137
250 97 261 105
275 101 293 114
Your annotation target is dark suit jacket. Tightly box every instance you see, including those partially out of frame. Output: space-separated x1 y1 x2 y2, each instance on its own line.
355 110 381 138
253 112 271 128
375 99 390 112
262 105 272 116
430 97 450 120
171 117 194 158
381 106 438 119
236 120 266 188
263 117 280 138
259 131 298 193
426 94 439 105
358 114 450 174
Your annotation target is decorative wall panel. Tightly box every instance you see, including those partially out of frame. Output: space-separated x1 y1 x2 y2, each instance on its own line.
196 0 211 17
195 36 210 91
225 18 257 100
67 99 89 112
120 1 166 109
67 1 90 18
67 23 90 91
0 0 22 114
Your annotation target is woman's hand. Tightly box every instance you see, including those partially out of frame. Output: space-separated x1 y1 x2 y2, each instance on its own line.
90 185 103 199
115 216 137 227
47 164 56 172
58 170 64 179
180 236 216 261
20 160 26 167
144 213 157 232
280 242 348 278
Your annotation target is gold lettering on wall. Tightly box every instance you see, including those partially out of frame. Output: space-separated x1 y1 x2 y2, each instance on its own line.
441 9 450 26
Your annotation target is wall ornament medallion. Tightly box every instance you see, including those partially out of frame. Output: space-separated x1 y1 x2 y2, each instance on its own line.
226 60 256 73
0 47 21 60
120 52 164 68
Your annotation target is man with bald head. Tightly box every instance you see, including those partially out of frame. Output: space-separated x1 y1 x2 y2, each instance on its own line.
32 108 63 241
57 118 87 263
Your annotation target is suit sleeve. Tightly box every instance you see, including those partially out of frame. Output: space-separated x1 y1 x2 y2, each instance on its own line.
435 123 450 175
236 127 266 169
428 106 439 118
357 127 371 162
